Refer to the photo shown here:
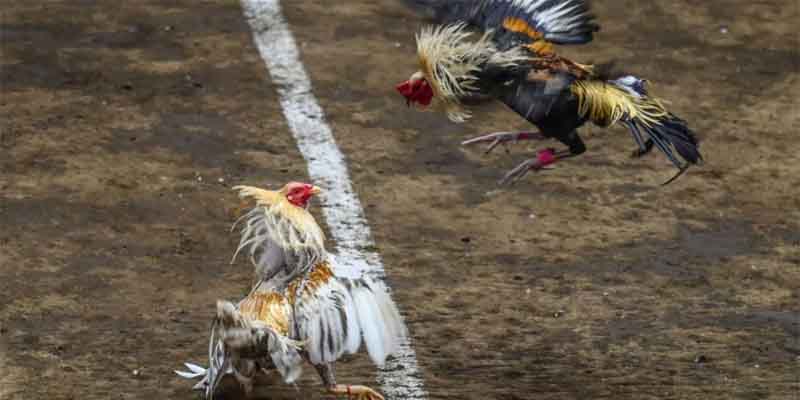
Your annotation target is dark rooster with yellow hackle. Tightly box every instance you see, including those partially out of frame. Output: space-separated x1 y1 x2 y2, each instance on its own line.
397 0 702 184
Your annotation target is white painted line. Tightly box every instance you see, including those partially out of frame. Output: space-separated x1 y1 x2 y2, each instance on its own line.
240 1 428 399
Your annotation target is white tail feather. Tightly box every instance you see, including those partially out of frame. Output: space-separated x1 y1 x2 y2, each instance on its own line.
342 288 362 354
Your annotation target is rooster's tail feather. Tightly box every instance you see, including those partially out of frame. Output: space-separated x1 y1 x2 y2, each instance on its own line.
571 76 702 181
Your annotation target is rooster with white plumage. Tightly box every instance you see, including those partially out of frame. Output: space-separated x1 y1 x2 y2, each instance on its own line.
176 182 405 400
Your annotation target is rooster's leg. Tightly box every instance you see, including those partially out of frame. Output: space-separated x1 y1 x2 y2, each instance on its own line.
315 363 385 400
631 138 654 158
499 148 579 185
462 131 547 154
498 130 587 184
232 359 257 397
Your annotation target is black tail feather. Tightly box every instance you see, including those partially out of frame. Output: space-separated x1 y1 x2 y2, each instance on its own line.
653 114 702 165
624 114 702 183
623 119 648 153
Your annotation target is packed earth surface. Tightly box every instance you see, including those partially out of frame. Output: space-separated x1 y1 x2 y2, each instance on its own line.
1 1 798 399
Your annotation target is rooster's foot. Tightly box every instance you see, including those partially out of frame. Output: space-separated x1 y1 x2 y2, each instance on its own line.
499 148 561 185
462 131 547 154
329 384 385 400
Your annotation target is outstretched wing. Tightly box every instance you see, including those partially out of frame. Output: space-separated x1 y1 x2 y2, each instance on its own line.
406 0 598 49
218 300 304 383
173 318 233 399
289 262 406 367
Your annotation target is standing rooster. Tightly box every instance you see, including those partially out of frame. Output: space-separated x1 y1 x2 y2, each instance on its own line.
397 0 702 184
176 182 405 400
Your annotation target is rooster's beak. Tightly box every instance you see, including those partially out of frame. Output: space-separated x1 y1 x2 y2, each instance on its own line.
309 186 322 195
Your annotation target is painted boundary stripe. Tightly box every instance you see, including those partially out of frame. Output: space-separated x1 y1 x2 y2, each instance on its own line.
240 1 428 398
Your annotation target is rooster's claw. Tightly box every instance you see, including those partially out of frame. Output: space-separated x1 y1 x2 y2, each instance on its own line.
499 148 557 185
462 131 546 154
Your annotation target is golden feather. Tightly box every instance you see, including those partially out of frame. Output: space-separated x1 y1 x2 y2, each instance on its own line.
239 292 291 336
233 185 284 208
570 81 668 127
502 17 555 56
233 185 326 251
239 261 336 335
286 261 334 304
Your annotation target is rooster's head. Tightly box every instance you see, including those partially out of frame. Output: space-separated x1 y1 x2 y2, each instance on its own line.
279 182 321 208
396 71 434 107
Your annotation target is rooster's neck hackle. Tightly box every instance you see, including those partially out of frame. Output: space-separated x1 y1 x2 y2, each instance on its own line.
232 185 326 279
416 23 530 122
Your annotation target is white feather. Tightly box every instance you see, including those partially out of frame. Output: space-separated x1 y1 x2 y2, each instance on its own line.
351 283 388 365
184 362 207 374
370 281 405 356
324 297 343 361
174 369 204 379
192 378 208 391
341 286 362 354
306 310 324 364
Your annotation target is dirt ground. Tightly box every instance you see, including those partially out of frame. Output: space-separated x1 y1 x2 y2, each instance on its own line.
1 1 798 399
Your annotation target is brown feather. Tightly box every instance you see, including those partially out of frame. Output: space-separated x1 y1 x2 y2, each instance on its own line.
239 260 335 335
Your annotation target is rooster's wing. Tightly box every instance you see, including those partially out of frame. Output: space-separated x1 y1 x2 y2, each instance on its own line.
406 0 599 52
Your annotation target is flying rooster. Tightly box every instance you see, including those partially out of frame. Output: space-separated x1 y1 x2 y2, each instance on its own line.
175 182 405 400
397 0 702 184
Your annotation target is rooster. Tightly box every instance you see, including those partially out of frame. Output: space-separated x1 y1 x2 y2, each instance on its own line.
397 0 702 184
175 182 405 400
